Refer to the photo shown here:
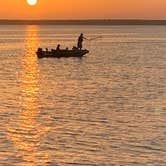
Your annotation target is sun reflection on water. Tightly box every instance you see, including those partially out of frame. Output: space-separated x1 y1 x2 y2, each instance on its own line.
7 25 51 165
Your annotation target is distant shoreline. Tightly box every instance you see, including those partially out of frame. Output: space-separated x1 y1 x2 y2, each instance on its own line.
0 20 166 25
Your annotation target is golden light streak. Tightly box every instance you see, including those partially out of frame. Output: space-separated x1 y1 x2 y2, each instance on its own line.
7 25 51 165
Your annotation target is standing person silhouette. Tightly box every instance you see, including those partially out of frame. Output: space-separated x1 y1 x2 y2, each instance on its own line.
77 33 86 50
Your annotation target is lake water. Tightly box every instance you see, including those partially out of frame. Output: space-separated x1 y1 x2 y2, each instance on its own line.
0 25 165 165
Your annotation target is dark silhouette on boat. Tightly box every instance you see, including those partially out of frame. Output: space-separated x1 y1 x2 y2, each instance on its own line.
37 34 89 58
77 33 86 50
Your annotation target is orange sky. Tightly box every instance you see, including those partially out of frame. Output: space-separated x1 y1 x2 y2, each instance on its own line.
0 0 166 19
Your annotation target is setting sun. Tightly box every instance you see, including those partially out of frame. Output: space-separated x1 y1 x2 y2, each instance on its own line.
27 0 38 6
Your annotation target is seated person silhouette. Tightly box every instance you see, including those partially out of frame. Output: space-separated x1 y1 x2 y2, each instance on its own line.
56 44 60 50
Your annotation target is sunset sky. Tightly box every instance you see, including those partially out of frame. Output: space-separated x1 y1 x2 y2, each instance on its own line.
0 0 165 19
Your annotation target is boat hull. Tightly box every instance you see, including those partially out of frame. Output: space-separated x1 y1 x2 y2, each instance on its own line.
36 49 89 58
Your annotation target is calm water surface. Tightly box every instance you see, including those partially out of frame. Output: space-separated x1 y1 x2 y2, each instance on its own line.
0 25 165 165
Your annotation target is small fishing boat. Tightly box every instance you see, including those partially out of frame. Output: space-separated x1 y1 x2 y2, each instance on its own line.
36 48 89 58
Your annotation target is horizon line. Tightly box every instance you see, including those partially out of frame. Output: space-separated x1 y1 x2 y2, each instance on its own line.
0 19 166 25
0 19 166 20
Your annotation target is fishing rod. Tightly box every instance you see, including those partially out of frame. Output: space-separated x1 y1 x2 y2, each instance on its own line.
86 36 102 41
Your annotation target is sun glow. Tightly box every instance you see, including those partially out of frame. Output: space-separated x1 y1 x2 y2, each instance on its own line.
27 0 38 6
